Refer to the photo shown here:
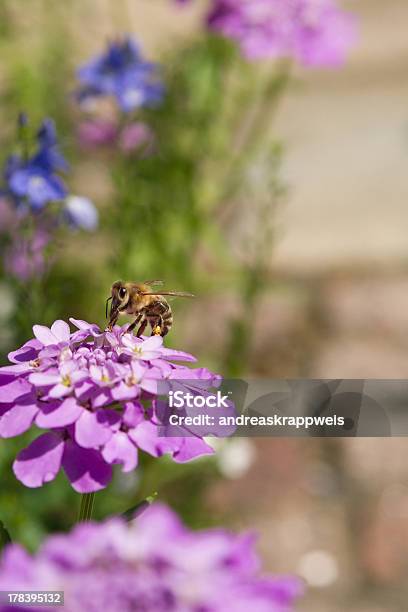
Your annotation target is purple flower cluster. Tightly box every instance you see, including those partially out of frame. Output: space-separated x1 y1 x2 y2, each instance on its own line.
0 117 98 281
0 503 303 611
0 319 219 493
77 37 164 112
176 0 357 67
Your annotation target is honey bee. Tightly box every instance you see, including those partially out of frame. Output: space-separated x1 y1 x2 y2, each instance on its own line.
106 280 194 337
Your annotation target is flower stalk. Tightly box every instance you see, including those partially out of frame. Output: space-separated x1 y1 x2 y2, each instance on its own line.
78 492 95 522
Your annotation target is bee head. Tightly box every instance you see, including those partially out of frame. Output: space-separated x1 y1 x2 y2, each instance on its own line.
113 280 128 302
107 280 129 325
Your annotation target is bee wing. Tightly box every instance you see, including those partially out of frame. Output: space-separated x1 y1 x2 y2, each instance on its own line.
143 280 165 287
141 291 195 298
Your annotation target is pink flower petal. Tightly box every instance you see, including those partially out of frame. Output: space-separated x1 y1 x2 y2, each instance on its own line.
91 389 112 408
141 336 163 351
173 437 214 463
69 318 90 330
36 397 83 428
128 420 176 457
50 320 71 343
102 431 138 472
69 318 101 334
160 348 197 362
0 400 38 438
62 440 112 493
48 383 72 399
0 364 34 375
0 403 12 418
111 381 139 401
74 409 119 449
13 432 64 487
140 378 158 395
8 339 41 364
32 325 58 346
123 402 144 427
0 378 32 403
29 371 60 386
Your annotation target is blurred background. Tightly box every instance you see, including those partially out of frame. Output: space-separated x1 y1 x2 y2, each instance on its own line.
1 1 408 610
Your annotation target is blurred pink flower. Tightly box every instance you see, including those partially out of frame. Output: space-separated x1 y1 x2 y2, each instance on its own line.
77 119 118 148
175 0 357 67
77 119 155 155
119 122 154 154
0 504 303 612
4 229 50 281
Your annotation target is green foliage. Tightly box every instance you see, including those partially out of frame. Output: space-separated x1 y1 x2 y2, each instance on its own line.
0 520 11 550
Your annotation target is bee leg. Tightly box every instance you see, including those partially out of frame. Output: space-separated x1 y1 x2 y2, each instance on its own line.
106 312 119 332
127 314 143 334
136 318 148 338
150 316 163 336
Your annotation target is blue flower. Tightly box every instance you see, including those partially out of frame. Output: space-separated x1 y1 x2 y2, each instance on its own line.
36 119 69 172
63 195 99 231
4 118 68 211
8 168 66 211
77 37 164 112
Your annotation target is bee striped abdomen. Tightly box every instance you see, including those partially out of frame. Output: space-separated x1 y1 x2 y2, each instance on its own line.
160 307 173 337
147 299 173 337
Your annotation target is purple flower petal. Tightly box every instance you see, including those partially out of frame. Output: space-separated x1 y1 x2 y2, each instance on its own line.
69 318 101 335
111 381 139 401
0 399 38 438
0 373 15 386
32 324 58 346
38 345 63 359
74 409 120 448
0 403 11 418
140 335 163 350
50 320 71 343
13 432 64 487
35 397 83 428
62 440 112 492
48 383 72 399
129 420 179 457
0 378 32 403
74 380 98 402
91 389 113 408
0 364 35 375
173 437 214 462
123 402 144 427
29 371 60 386
8 339 41 364
102 431 138 472
140 378 158 395
160 347 197 362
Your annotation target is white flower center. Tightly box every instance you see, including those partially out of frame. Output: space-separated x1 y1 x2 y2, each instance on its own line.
29 175 46 189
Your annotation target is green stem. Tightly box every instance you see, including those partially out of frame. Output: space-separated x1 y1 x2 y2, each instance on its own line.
217 60 291 206
77 493 95 522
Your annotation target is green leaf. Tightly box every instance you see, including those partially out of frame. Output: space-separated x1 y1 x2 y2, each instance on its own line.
121 492 158 522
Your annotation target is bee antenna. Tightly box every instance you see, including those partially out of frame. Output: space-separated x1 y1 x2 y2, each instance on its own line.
105 296 112 319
